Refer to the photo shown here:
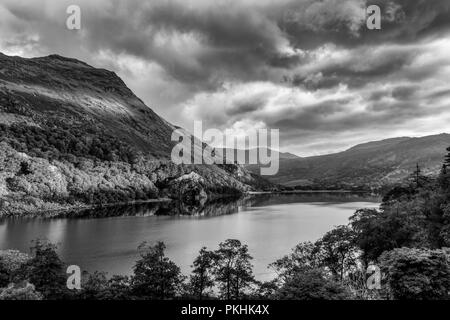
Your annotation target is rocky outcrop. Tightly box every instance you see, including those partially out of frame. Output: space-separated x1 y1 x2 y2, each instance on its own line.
167 172 209 204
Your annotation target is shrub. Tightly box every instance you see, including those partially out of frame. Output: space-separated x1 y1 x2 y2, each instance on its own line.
0 282 43 300
380 248 450 300
275 269 352 300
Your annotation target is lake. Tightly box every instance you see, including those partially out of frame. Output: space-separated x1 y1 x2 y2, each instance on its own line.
0 193 379 281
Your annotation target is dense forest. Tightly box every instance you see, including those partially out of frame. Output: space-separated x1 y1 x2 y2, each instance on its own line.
0 119 273 217
2 148 450 300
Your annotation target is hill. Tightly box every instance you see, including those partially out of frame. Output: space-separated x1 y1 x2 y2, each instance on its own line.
247 134 450 190
0 53 273 217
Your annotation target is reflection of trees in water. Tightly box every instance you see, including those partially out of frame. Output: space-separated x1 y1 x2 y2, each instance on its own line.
60 202 161 218
54 192 379 219
157 198 241 217
59 196 248 219
246 192 380 207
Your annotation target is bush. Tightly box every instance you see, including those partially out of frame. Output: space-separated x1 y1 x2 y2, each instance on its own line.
380 248 450 300
17 240 68 299
0 282 43 300
275 269 352 300
78 272 131 300
131 242 184 299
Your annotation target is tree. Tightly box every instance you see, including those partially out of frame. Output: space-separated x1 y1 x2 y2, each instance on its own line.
188 247 215 299
406 163 430 190
18 240 67 300
380 248 450 300
78 271 110 300
275 268 352 300
316 225 358 281
106 275 131 300
0 282 43 300
251 280 278 299
439 148 450 189
0 250 31 288
131 242 184 300
440 204 450 246
269 241 321 284
445 147 450 168
77 272 131 300
414 163 421 188
381 186 414 205
0 260 9 288
213 239 255 300
349 208 422 263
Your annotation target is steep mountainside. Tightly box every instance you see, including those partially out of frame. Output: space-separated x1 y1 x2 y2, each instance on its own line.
0 53 273 216
0 53 175 157
247 134 450 189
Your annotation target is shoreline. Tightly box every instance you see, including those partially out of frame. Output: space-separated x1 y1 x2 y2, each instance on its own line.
248 190 374 194
0 198 173 219
1 190 377 219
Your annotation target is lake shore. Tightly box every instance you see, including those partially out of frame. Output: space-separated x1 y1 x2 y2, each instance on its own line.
0 198 173 219
1 190 376 219
0 193 380 281
249 190 374 194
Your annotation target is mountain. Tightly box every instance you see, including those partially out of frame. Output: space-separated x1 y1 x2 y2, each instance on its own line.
247 134 450 189
0 53 177 157
0 53 273 216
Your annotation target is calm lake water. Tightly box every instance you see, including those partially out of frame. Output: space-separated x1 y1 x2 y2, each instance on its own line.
0 193 379 281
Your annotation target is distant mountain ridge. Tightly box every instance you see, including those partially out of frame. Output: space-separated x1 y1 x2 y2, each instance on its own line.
247 134 450 189
218 147 300 162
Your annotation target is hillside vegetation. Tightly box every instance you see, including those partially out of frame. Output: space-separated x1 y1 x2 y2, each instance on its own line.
0 53 273 217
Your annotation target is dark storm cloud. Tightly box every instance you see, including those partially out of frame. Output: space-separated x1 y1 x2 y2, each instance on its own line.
292 46 417 89
364 0 450 42
270 99 348 130
368 85 420 102
225 94 269 116
2 0 449 86
289 39 449 104
268 97 430 133
391 85 419 101
75 0 294 87
428 89 450 100
282 0 450 50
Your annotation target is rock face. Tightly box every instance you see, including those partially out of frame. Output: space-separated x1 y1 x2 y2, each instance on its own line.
168 172 208 204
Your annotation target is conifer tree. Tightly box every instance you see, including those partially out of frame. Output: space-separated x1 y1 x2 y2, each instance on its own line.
445 147 450 167
189 247 215 299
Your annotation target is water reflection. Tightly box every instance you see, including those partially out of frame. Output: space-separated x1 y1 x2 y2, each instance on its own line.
0 193 380 281
44 192 380 219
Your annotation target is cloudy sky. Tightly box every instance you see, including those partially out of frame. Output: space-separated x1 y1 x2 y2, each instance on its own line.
1 0 450 156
